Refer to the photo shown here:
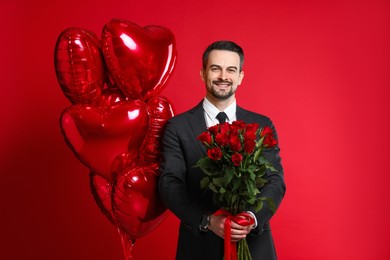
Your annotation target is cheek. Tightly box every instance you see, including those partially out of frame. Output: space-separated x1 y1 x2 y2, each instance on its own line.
237 76 243 85
207 76 216 84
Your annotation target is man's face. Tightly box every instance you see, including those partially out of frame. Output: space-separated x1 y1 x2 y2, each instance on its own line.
201 50 244 101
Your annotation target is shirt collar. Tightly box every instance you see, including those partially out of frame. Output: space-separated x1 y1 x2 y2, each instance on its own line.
202 97 237 123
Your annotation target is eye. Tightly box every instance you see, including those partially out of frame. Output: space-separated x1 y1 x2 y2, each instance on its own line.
227 68 237 73
210 66 220 72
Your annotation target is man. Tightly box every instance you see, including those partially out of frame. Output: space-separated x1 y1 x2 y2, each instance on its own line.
159 40 285 260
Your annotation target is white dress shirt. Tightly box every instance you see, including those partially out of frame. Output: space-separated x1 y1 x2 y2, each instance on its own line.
202 97 237 127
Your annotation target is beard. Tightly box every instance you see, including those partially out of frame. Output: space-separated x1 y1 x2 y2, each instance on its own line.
207 80 236 100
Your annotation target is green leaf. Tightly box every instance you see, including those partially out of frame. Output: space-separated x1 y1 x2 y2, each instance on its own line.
239 190 250 197
258 197 276 213
255 177 268 187
266 197 277 213
265 163 277 172
195 157 220 176
249 171 256 181
213 177 225 187
254 201 264 212
200 177 210 189
247 165 258 174
245 179 256 196
253 137 264 161
258 156 268 164
247 197 256 205
208 182 218 193
223 168 234 185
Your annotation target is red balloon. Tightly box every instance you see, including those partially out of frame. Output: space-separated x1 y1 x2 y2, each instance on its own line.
101 18 177 100
54 27 105 104
55 20 177 259
94 88 127 108
60 100 149 180
112 166 168 239
139 96 174 168
89 172 116 224
110 96 175 174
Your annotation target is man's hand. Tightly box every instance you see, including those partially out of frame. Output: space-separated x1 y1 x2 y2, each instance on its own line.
208 214 255 242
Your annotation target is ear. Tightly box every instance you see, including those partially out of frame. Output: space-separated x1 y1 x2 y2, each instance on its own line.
200 68 206 82
238 70 244 85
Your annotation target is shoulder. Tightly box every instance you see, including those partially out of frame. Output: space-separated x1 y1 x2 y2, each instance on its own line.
167 101 203 125
237 106 273 126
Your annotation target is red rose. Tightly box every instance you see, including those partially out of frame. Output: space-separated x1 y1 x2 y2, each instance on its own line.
220 122 230 134
207 147 222 160
243 130 256 153
229 134 242 152
208 125 219 135
215 132 229 146
232 120 246 129
245 123 259 132
261 126 278 148
244 139 256 153
198 131 212 145
260 126 273 136
244 130 256 142
230 120 246 134
229 126 239 136
231 152 243 166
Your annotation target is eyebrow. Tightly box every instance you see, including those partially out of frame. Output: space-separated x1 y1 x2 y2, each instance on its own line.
210 64 238 70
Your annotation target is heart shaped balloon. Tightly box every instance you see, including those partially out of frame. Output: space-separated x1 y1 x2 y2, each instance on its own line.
89 172 116 224
138 95 174 168
55 19 177 259
102 18 177 100
110 95 174 175
60 100 149 180
54 27 105 104
94 88 127 108
112 166 168 239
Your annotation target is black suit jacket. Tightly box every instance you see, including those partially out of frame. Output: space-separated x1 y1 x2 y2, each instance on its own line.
159 101 285 260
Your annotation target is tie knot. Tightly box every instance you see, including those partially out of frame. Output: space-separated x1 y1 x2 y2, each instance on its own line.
216 112 228 124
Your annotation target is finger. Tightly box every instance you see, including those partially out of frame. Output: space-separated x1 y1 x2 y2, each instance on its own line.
231 234 246 242
233 227 252 238
231 222 252 230
230 221 245 229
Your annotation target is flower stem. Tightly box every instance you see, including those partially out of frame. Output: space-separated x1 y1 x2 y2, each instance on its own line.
237 238 252 260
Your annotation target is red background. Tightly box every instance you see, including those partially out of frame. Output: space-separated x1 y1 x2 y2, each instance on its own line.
1 0 389 259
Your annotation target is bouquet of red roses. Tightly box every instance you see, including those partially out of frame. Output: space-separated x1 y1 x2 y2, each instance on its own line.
196 120 278 260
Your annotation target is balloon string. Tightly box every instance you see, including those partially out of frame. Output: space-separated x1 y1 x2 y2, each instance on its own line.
118 228 135 260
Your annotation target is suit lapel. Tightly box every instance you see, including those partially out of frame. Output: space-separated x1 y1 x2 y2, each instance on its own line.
236 105 250 121
186 102 208 154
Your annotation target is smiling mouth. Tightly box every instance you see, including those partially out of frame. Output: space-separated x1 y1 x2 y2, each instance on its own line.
213 80 232 87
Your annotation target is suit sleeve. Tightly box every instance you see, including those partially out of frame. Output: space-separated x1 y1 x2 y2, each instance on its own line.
250 118 286 236
158 119 207 235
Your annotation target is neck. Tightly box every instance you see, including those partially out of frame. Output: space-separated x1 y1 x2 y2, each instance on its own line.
206 94 236 111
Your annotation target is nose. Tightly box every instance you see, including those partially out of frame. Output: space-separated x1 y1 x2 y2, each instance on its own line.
219 69 228 80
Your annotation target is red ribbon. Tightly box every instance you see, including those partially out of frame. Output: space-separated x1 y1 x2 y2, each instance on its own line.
213 209 255 260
